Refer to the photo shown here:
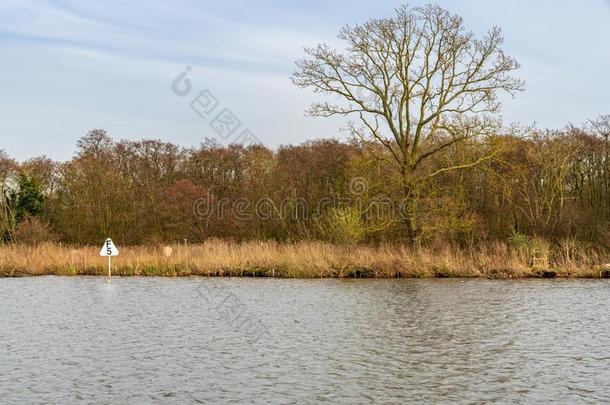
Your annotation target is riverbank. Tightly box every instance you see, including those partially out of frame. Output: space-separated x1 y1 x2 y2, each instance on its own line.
0 240 608 278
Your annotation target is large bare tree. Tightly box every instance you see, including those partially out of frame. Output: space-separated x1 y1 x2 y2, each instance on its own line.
591 114 610 214
292 5 524 241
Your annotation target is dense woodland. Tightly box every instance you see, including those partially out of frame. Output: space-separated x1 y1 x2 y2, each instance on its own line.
1 122 608 250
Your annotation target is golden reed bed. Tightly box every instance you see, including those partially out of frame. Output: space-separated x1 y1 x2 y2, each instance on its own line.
0 240 607 279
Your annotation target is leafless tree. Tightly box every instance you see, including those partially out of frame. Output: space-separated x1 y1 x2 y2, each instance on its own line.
0 150 17 240
591 114 610 212
591 114 610 141
292 5 524 241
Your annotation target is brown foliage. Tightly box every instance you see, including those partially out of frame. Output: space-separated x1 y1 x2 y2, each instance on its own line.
0 122 607 252
13 216 57 245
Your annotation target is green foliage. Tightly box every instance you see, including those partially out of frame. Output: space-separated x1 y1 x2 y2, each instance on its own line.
508 231 531 253
508 231 550 266
7 172 45 223
3 172 46 241
318 207 366 245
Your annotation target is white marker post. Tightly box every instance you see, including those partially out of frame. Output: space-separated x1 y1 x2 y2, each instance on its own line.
99 238 119 278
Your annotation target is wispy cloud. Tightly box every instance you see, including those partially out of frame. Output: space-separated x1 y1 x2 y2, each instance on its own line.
0 0 323 74
1 0 609 161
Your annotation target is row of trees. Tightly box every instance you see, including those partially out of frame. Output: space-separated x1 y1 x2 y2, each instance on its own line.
0 121 608 248
1 6 606 248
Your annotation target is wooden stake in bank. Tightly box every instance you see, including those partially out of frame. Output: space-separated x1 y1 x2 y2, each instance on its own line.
99 238 119 278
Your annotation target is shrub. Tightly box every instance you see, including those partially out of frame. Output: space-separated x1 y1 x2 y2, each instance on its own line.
318 207 365 245
13 216 57 246
508 231 549 268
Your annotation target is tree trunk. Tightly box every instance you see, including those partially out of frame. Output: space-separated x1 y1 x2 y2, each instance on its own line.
401 170 419 244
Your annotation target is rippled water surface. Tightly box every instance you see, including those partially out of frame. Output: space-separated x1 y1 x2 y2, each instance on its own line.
1 277 609 404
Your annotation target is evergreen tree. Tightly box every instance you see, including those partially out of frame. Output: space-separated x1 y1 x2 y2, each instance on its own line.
6 172 45 224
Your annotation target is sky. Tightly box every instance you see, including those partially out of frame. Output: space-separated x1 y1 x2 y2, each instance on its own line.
0 0 609 161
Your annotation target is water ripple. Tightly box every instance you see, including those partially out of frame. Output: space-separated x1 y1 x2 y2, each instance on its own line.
0 278 609 403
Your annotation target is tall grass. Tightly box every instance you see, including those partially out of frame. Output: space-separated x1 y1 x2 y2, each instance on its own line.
0 240 606 278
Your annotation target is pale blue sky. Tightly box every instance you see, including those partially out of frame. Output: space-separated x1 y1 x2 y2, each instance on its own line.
1 0 609 161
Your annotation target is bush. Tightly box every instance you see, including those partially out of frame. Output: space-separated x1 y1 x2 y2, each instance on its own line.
318 207 366 245
13 216 57 245
508 231 550 267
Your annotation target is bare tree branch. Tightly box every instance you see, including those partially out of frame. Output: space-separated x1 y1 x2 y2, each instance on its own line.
292 4 524 240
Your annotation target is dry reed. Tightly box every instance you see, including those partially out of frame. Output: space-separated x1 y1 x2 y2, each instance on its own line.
0 240 607 278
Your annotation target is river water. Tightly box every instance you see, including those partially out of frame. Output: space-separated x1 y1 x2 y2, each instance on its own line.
0 277 609 404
